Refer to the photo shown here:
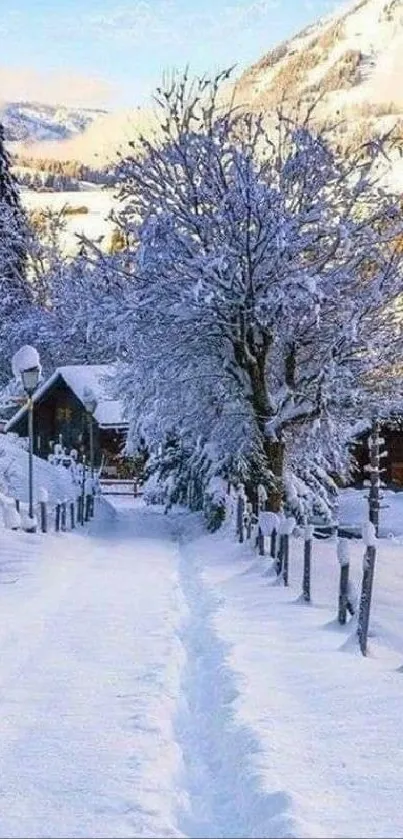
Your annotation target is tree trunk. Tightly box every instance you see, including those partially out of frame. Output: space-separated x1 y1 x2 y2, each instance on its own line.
245 344 284 513
264 438 285 512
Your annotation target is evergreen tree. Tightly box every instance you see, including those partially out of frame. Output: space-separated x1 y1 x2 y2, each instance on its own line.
0 122 33 383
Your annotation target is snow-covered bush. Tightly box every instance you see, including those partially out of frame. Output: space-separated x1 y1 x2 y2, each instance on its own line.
0 493 20 530
203 476 228 532
0 434 76 514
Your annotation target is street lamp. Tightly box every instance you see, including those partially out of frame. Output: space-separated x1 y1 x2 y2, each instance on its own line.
11 346 41 526
82 387 97 478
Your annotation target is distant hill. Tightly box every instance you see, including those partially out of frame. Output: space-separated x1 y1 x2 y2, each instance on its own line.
8 107 158 167
1 101 107 143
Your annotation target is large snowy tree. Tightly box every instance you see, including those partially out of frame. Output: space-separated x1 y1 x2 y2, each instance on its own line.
109 70 403 514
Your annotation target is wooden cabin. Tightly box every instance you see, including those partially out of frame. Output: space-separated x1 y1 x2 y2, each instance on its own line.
5 364 129 476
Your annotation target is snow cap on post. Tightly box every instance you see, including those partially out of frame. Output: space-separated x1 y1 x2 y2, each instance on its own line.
304 524 314 541
11 345 41 380
258 511 279 536
363 521 376 547
285 516 296 536
257 484 268 504
38 487 49 503
337 538 350 567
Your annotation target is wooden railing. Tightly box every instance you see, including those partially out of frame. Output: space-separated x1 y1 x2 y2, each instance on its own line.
100 479 142 497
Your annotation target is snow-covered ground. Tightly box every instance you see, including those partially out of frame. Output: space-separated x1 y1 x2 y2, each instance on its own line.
186 517 403 839
0 500 184 838
1 494 403 837
21 189 116 254
339 486 403 537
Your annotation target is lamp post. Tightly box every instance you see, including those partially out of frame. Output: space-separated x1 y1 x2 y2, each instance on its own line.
22 369 40 520
11 346 41 526
82 387 97 478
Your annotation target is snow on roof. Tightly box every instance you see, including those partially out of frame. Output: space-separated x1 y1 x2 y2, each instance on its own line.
6 364 127 431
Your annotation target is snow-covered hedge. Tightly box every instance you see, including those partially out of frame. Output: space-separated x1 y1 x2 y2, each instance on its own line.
0 434 77 526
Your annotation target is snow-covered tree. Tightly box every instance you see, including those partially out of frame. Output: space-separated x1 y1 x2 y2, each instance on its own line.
110 70 403 515
0 123 33 383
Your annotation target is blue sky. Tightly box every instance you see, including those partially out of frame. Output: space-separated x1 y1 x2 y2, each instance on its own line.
0 0 341 109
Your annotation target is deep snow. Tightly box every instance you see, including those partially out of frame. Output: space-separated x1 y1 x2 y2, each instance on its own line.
0 433 75 506
1 496 403 838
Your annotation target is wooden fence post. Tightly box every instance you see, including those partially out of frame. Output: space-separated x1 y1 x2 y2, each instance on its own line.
246 502 253 539
358 522 377 656
55 503 61 533
302 524 313 603
368 418 382 538
80 460 86 526
282 517 296 587
61 501 67 532
236 491 245 543
70 501 75 530
283 533 289 586
275 516 287 577
337 539 350 624
40 502 47 534
38 488 48 534
257 512 279 561
275 534 284 577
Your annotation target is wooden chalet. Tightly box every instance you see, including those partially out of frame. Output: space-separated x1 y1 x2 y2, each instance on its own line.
5 364 129 476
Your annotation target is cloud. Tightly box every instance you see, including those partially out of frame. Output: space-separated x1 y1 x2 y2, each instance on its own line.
0 66 115 108
83 0 284 48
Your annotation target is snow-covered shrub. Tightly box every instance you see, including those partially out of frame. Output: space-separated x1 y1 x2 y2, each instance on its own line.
203 476 228 531
19 503 37 533
142 471 167 506
0 435 75 511
0 493 20 530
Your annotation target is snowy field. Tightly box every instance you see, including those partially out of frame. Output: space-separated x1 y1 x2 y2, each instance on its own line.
21 188 116 254
0 495 403 837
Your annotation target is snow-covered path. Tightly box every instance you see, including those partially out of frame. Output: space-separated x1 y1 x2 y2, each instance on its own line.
0 501 186 839
0 500 292 839
1 499 403 838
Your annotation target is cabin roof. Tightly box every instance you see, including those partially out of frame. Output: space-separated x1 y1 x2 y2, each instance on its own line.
5 364 127 432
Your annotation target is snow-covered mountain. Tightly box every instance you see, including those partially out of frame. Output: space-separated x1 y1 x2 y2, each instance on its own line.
8 0 403 166
1 101 107 143
13 106 157 165
234 0 403 141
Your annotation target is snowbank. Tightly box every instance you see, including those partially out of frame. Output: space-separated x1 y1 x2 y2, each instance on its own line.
0 434 76 513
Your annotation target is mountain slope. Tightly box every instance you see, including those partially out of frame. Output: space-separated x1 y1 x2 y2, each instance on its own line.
1 101 107 143
234 0 403 134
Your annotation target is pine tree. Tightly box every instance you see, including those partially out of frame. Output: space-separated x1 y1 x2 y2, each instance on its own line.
0 122 33 383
